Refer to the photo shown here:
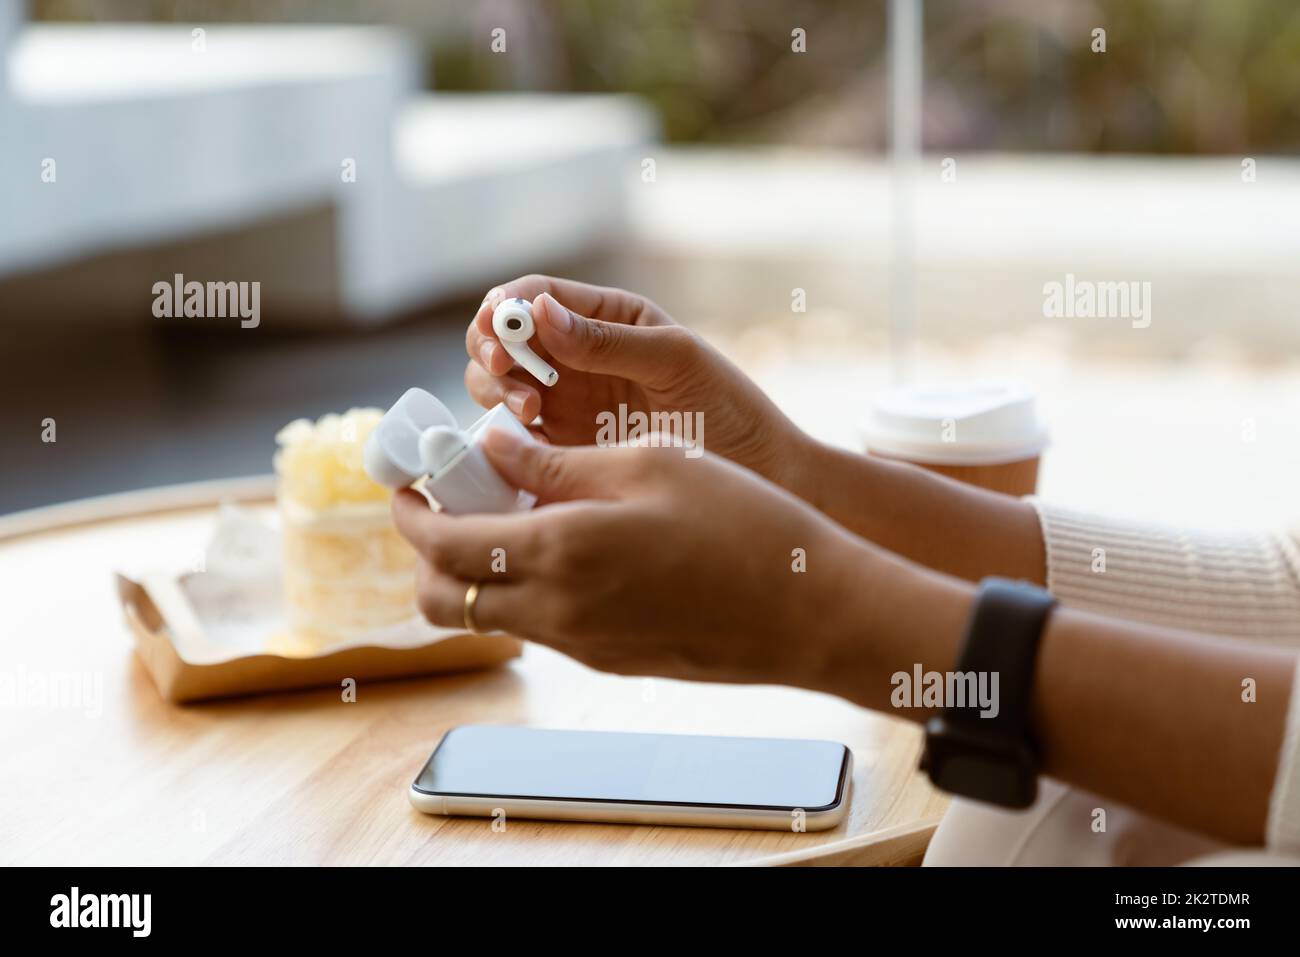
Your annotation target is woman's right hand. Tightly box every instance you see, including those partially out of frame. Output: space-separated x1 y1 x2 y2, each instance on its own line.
464 275 811 493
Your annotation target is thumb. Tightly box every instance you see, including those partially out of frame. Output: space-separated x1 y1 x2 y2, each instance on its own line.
531 291 694 387
482 428 613 503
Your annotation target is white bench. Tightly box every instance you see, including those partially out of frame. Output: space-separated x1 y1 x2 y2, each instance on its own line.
0 22 657 324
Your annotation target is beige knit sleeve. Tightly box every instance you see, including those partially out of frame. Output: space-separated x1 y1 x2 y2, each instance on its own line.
1028 499 1300 644
1028 499 1300 851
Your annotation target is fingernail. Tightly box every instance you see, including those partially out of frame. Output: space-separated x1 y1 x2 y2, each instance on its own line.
480 340 497 368
539 292 571 332
505 390 529 416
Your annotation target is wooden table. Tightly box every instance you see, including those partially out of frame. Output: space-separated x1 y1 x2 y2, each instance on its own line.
0 479 948 866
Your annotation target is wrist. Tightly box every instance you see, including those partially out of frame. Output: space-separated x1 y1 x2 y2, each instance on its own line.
785 437 886 537
777 430 833 509
792 534 890 704
810 542 975 715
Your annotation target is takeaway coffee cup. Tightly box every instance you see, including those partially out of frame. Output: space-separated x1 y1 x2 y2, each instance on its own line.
859 381 1048 496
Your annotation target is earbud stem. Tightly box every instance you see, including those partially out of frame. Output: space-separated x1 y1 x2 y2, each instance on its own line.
510 346 559 388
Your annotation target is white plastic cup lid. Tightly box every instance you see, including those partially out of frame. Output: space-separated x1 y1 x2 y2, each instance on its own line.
859 380 1048 466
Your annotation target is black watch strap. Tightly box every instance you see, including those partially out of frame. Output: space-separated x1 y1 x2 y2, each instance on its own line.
922 577 1057 808
950 577 1056 733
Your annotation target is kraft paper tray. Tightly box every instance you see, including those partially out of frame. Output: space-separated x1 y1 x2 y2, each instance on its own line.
115 571 521 704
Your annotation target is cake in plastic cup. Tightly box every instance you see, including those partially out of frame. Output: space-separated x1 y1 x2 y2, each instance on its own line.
274 409 419 651
859 381 1048 497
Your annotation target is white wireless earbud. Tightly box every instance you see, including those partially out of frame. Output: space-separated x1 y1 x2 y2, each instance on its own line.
418 426 468 477
492 298 559 387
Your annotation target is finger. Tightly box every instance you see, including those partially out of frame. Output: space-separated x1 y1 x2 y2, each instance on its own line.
468 284 525 376
468 274 662 374
464 361 541 421
531 291 696 388
466 315 517 377
413 563 534 635
391 487 444 558
480 428 622 502
482 275 650 327
392 489 545 580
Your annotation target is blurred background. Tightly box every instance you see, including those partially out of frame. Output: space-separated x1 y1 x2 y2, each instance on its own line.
3 0 1299 525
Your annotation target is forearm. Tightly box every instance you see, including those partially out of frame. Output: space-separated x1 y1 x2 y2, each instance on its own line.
1032 605 1293 844
793 437 1046 585
819 548 1296 846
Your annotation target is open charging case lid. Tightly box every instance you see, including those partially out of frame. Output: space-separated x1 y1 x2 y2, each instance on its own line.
364 388 459 488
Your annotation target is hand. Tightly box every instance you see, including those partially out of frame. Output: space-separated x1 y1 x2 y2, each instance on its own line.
391 429 872 690
464 275 810 494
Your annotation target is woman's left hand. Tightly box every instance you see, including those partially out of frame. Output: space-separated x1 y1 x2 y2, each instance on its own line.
391 429 873 690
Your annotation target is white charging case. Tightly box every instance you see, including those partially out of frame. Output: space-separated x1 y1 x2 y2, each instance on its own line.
364 388 536 514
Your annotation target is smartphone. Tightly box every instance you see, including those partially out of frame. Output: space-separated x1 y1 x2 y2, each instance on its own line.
409 725 853 831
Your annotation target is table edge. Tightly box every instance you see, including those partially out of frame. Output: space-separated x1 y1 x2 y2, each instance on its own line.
0 475 275 542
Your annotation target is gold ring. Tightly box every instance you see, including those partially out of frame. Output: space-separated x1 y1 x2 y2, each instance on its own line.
463 581 485 635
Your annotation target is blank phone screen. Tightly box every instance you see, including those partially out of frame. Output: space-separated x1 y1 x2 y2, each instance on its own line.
412 726 850 810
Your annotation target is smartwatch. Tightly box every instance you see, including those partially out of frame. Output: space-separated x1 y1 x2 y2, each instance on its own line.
920 577 1057 809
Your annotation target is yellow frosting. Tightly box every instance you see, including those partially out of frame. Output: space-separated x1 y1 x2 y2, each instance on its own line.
274 408 389 509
